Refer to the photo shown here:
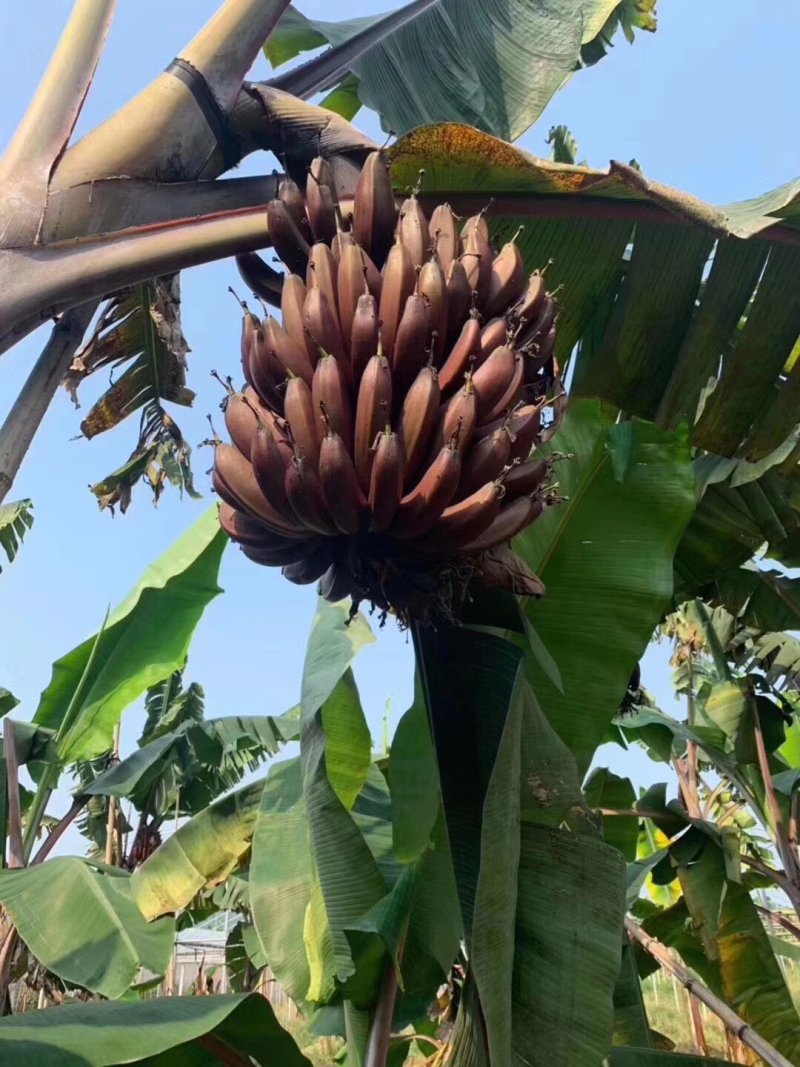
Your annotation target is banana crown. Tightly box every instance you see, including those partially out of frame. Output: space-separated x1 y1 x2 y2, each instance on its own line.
219 151 564 624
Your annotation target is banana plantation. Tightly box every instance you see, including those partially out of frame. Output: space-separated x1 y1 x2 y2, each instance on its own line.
1 0 800 1064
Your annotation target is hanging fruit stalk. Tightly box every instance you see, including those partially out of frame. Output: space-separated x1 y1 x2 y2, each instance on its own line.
215 152 564 623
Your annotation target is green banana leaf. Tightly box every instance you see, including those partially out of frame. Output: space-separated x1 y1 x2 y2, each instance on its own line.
81 712 298 813
300 707 387 1006
585 768 640 861
250 756 314 1004
612 943 652 1049
301 597 375 717
389 674 440 862
320 669 372 810
388 125 800 463
225 921 267 993
0 993 310 1066
0 498 33 572
266 1 653 141
34 507 226 762
705 562 800 633
131 777 265 920
671 828 800 1062
416 620 625 1065
0 688 17 717
515 399 695 772
676 470 800 595
0 858 174 1000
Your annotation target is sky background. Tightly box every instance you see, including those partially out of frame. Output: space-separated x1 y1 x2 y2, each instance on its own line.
0 1 798 847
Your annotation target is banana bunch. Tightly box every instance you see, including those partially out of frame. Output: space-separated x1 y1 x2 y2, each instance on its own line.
216 152 563 623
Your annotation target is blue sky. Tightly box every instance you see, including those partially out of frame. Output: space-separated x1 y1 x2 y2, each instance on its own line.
0 1 798 838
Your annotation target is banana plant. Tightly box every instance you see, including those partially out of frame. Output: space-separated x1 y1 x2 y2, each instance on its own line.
593 592 800 1063
0 0 650 506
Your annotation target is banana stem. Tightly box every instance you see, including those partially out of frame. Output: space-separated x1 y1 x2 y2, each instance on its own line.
3 723 24 869
20 774 54 865
32 801 85 865
0 206 270 357
364 960 400 1067
0 0 116 245
0 301 98 504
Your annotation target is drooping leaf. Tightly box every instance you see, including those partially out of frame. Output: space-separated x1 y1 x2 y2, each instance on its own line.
321 670 372 810
131 778 266 920
389 674 440 863
582 0 657 63
707 563 800 634
0 499 33 572
267 1 656 141
301 711 387 1004
88 421 199 515
34 507 226 762
301 597 375 717
251 757 315 1004
673 474 796 595
0 858 174 999
417 620 624 1065
612 942 652 1049
516 399 695 772
0 993 311 1065
66 278 197 513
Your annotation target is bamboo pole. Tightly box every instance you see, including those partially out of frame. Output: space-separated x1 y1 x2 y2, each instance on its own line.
626 917 794 1067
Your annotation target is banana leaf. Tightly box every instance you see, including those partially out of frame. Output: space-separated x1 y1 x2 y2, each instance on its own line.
131 777 266 920
515 399 695 772
65 278 197 512
416 621 625 1065
266 1 656 141
0 994 311 1066
671 828 800 1062
34 507 226 763
81 711 298 815
585 768 640 861
389 674 440 863
300 597 375 717
0 498 33 572
0 858 174 1000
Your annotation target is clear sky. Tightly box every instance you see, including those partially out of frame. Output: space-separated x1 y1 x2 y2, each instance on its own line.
0 1 798 840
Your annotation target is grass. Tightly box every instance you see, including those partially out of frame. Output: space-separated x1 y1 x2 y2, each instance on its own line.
642 958 800 1058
